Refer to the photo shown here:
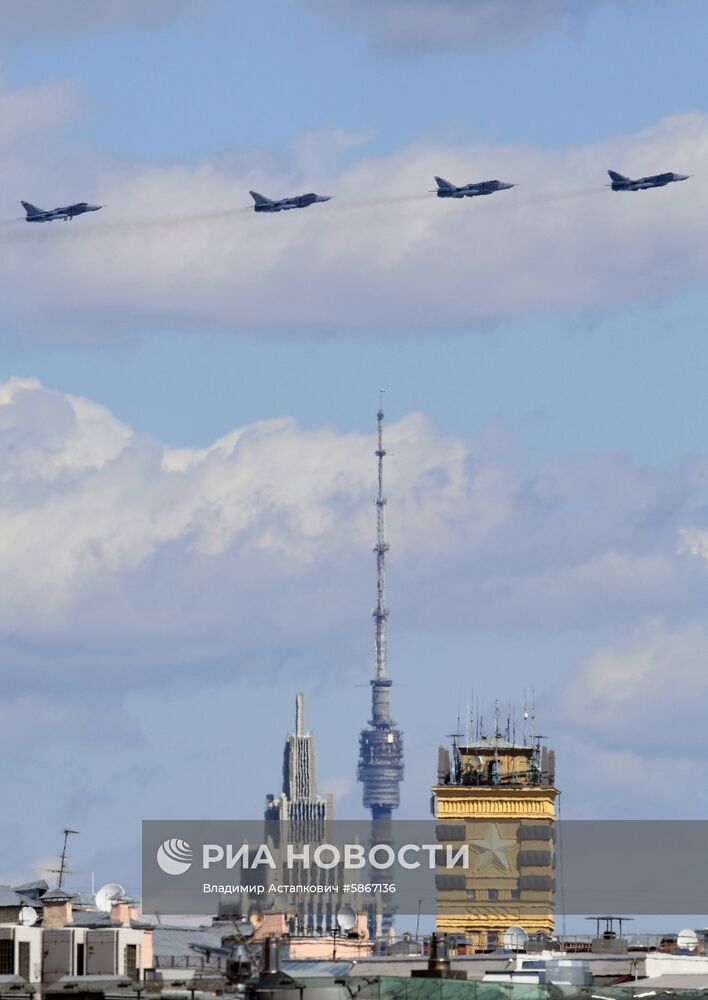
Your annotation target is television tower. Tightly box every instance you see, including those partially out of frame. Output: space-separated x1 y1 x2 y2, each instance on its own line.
357 395 404 821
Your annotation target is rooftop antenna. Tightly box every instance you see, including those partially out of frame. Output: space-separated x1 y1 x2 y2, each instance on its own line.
58 829 79 890
491 701 502 786
41 829 79 889
447 722 464 785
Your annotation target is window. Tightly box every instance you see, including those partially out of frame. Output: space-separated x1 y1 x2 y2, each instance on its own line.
18 942 29 981
124 944 138 980
466 889 476 900
0 940 13 975
487 889 499 901
510 889 520 900
76 943 85 976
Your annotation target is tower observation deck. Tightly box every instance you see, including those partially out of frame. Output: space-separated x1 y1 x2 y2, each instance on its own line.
357 400 404 822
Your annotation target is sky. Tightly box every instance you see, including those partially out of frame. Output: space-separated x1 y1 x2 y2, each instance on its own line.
2 0 708 926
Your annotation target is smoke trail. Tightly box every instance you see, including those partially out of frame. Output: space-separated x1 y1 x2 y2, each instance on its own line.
0 186 608 244
0 206 254 243
94 205 253 232
330 193 436 211
480 186 607 213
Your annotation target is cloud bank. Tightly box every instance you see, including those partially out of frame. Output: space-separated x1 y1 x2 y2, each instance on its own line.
0 72 704 340
3 376 708 674
3 376 708 877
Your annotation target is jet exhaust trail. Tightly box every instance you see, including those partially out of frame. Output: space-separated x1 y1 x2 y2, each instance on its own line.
331 193 436 210
0 180 678 243
0 206 254 241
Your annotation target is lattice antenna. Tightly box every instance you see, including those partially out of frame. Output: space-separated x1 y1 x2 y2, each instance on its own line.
373 390 389 680
357 393 404 821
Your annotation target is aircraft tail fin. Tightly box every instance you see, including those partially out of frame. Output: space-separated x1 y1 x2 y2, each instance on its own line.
249 191 273 206
21 201 45 217
434 177 456 191
608 170 629 183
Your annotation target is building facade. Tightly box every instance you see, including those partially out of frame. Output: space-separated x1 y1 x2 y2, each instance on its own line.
260 693 337 933
432 722 558 950
265 691 334 828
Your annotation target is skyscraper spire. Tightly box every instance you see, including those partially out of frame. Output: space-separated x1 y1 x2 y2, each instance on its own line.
357 395 404 821
265 691 334 823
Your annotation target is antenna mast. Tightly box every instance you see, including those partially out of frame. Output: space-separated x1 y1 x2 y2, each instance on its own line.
57 829 79 889
374 391 389 680
357 394 404 822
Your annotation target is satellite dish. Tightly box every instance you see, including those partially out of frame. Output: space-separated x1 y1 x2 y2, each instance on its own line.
336 905 357 931
503 926 529 951
467 756 483 768
19 906 38 927
677 928 699 952
248 906 264 929
95 883 125 913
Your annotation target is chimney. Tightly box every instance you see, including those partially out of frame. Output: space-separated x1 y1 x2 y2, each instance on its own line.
110 893 137 926
41 889 73 928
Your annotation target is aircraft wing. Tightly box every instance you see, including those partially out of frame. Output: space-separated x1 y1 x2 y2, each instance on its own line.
21 201 51 220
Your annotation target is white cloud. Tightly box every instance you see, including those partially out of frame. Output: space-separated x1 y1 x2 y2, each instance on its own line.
0 376 131 480
2 378 708 875
2 377 708 681
0 81 705 338
559 621 708 754
0 78 80 144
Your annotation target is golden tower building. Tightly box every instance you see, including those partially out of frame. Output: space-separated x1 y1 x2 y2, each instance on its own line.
431 716 558 950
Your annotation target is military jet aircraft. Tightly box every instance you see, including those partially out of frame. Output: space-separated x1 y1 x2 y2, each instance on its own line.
434 176 516 199
250 190 332 213
607 170 690 191
22 200 103 222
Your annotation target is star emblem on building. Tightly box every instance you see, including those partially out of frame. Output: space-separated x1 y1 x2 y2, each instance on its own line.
470 824 516 872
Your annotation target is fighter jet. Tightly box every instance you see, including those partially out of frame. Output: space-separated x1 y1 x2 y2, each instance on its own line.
434 176 516 199
607 170 690 191
22 200 102 222
249 190 332 213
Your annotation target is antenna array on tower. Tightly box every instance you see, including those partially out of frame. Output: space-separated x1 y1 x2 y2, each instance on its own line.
357 397 404 821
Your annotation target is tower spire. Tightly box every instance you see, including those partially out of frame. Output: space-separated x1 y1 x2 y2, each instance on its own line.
357 395 404 821
374 390 389 680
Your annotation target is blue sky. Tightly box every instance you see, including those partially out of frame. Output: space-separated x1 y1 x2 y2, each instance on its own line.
3 0 708 922
2 0 708 458
5 0 707 159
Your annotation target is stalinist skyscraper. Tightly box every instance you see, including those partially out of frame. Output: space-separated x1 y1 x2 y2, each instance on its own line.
264 692 335 933
266 691 334 826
